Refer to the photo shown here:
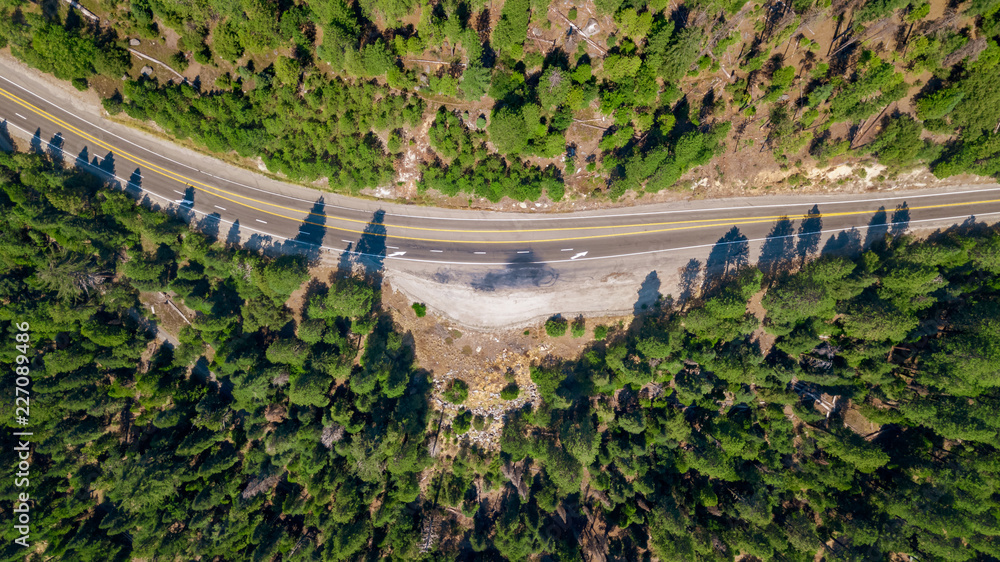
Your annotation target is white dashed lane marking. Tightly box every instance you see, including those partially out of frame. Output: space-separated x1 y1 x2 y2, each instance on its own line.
474 251 486 255
561 248 573 251
14 112 25 119
214 205 226 211
255 219 267 224
430 250 443 253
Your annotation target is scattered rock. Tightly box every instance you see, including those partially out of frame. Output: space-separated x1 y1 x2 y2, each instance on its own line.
129 38 141 46
583 19 601 36
140 66 154 76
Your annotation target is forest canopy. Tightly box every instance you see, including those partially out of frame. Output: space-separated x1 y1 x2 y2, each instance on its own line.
3 142 1000 559
4 0 998 204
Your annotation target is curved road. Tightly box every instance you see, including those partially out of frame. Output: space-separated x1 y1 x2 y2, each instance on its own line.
2 62 1000 326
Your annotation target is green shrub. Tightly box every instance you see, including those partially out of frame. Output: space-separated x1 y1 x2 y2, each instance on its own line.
545 316 568 337
443 379 469 404
501 383 520 400
594 325 609 340
71 78 88 91
453 410 473 434
571 316 586 338
169 52 189 73
412 302 427 317
568 7 578 19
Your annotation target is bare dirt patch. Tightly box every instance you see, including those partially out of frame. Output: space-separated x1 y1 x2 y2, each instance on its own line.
380 281 628 447
137 291 195 343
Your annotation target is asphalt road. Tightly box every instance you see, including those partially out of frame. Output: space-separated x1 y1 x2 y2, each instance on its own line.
3 63 1000 326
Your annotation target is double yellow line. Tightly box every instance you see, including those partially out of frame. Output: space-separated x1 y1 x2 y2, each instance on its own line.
1 84 997 245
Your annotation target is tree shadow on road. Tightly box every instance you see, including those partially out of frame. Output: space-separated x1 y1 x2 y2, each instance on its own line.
863 206 889 249
337 210 388 285
758 216 796 282
889 202 911 238
126 168 143 197
471 250 559 292
76 146 90 169
30 128 43 154
47 132 64 167
175 186 196 223
634 271 661 316
821 228 862 256
225 219 242 247
0 120 14 152
283 196 327 263
96 151 116 180
702 226 750 295
677 258 702 309
198 212 222 241
796 205 823 264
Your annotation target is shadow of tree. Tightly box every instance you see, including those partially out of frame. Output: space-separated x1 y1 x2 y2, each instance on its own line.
245 233 272 252
863 206 889 248
283 196 327 263
176 186 196 223
199 212 222 241
76 146 90 169
890 202 910 237
226 219 242 247
30 128 43 154
355 209 387 282
678 258 701 308
127 168 143 196
796 205 823 263
96 151 116 179
758 216 796 281
0 121 14 152
471 250 558 292
821 228 862 256
47 132 64 167
634 271 660 316
337 242 354 276
703 226 749 294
